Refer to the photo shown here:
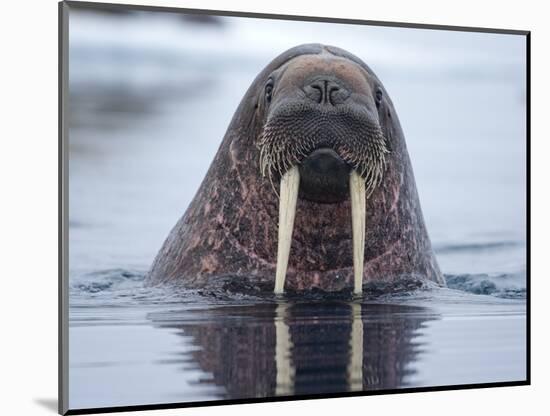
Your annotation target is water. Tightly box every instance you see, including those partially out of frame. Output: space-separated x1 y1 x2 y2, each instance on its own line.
67 8 527 411
69 274 525 409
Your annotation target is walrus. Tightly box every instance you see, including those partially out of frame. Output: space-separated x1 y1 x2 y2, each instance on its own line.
147 43 445 294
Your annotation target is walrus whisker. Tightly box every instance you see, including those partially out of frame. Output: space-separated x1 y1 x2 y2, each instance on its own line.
275 152 284 177
350 170 366 295
274 166 300 294
268 169 279 197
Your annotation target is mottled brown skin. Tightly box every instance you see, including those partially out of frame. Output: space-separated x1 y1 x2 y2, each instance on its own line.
147 44 445 291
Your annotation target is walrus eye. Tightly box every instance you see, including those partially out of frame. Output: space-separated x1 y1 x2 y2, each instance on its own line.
265 80 274 103
375 88 383 108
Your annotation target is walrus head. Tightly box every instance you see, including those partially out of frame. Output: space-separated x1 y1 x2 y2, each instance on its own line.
147 44 444 292
257 52 390 203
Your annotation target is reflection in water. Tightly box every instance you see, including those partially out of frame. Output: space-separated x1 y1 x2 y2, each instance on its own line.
348 303 363 391
275 303 294 396
150 302 437 399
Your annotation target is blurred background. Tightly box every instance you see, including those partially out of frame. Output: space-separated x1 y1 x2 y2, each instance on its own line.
68 7 527 287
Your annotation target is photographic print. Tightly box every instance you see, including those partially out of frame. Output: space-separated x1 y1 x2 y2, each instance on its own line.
59 1 529 414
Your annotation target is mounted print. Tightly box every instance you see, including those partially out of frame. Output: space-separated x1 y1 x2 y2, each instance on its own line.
59 1 530 414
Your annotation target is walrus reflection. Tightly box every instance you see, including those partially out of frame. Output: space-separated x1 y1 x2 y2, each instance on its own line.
150 302 437 398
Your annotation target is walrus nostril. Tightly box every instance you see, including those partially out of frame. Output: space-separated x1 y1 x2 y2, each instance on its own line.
328 86 340 105
304 79 349 105
306 84 323 104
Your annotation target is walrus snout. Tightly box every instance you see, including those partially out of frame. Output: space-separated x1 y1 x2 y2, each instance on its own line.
299 148 350 203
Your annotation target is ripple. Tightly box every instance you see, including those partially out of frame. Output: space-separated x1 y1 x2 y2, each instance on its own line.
445 272 526 299
434 240 523 254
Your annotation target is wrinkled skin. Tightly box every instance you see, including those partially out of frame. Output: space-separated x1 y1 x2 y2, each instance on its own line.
147 44 444 291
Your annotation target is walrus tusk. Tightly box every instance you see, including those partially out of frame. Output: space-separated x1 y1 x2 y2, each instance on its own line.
350 170 366 295
274 166 300 294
